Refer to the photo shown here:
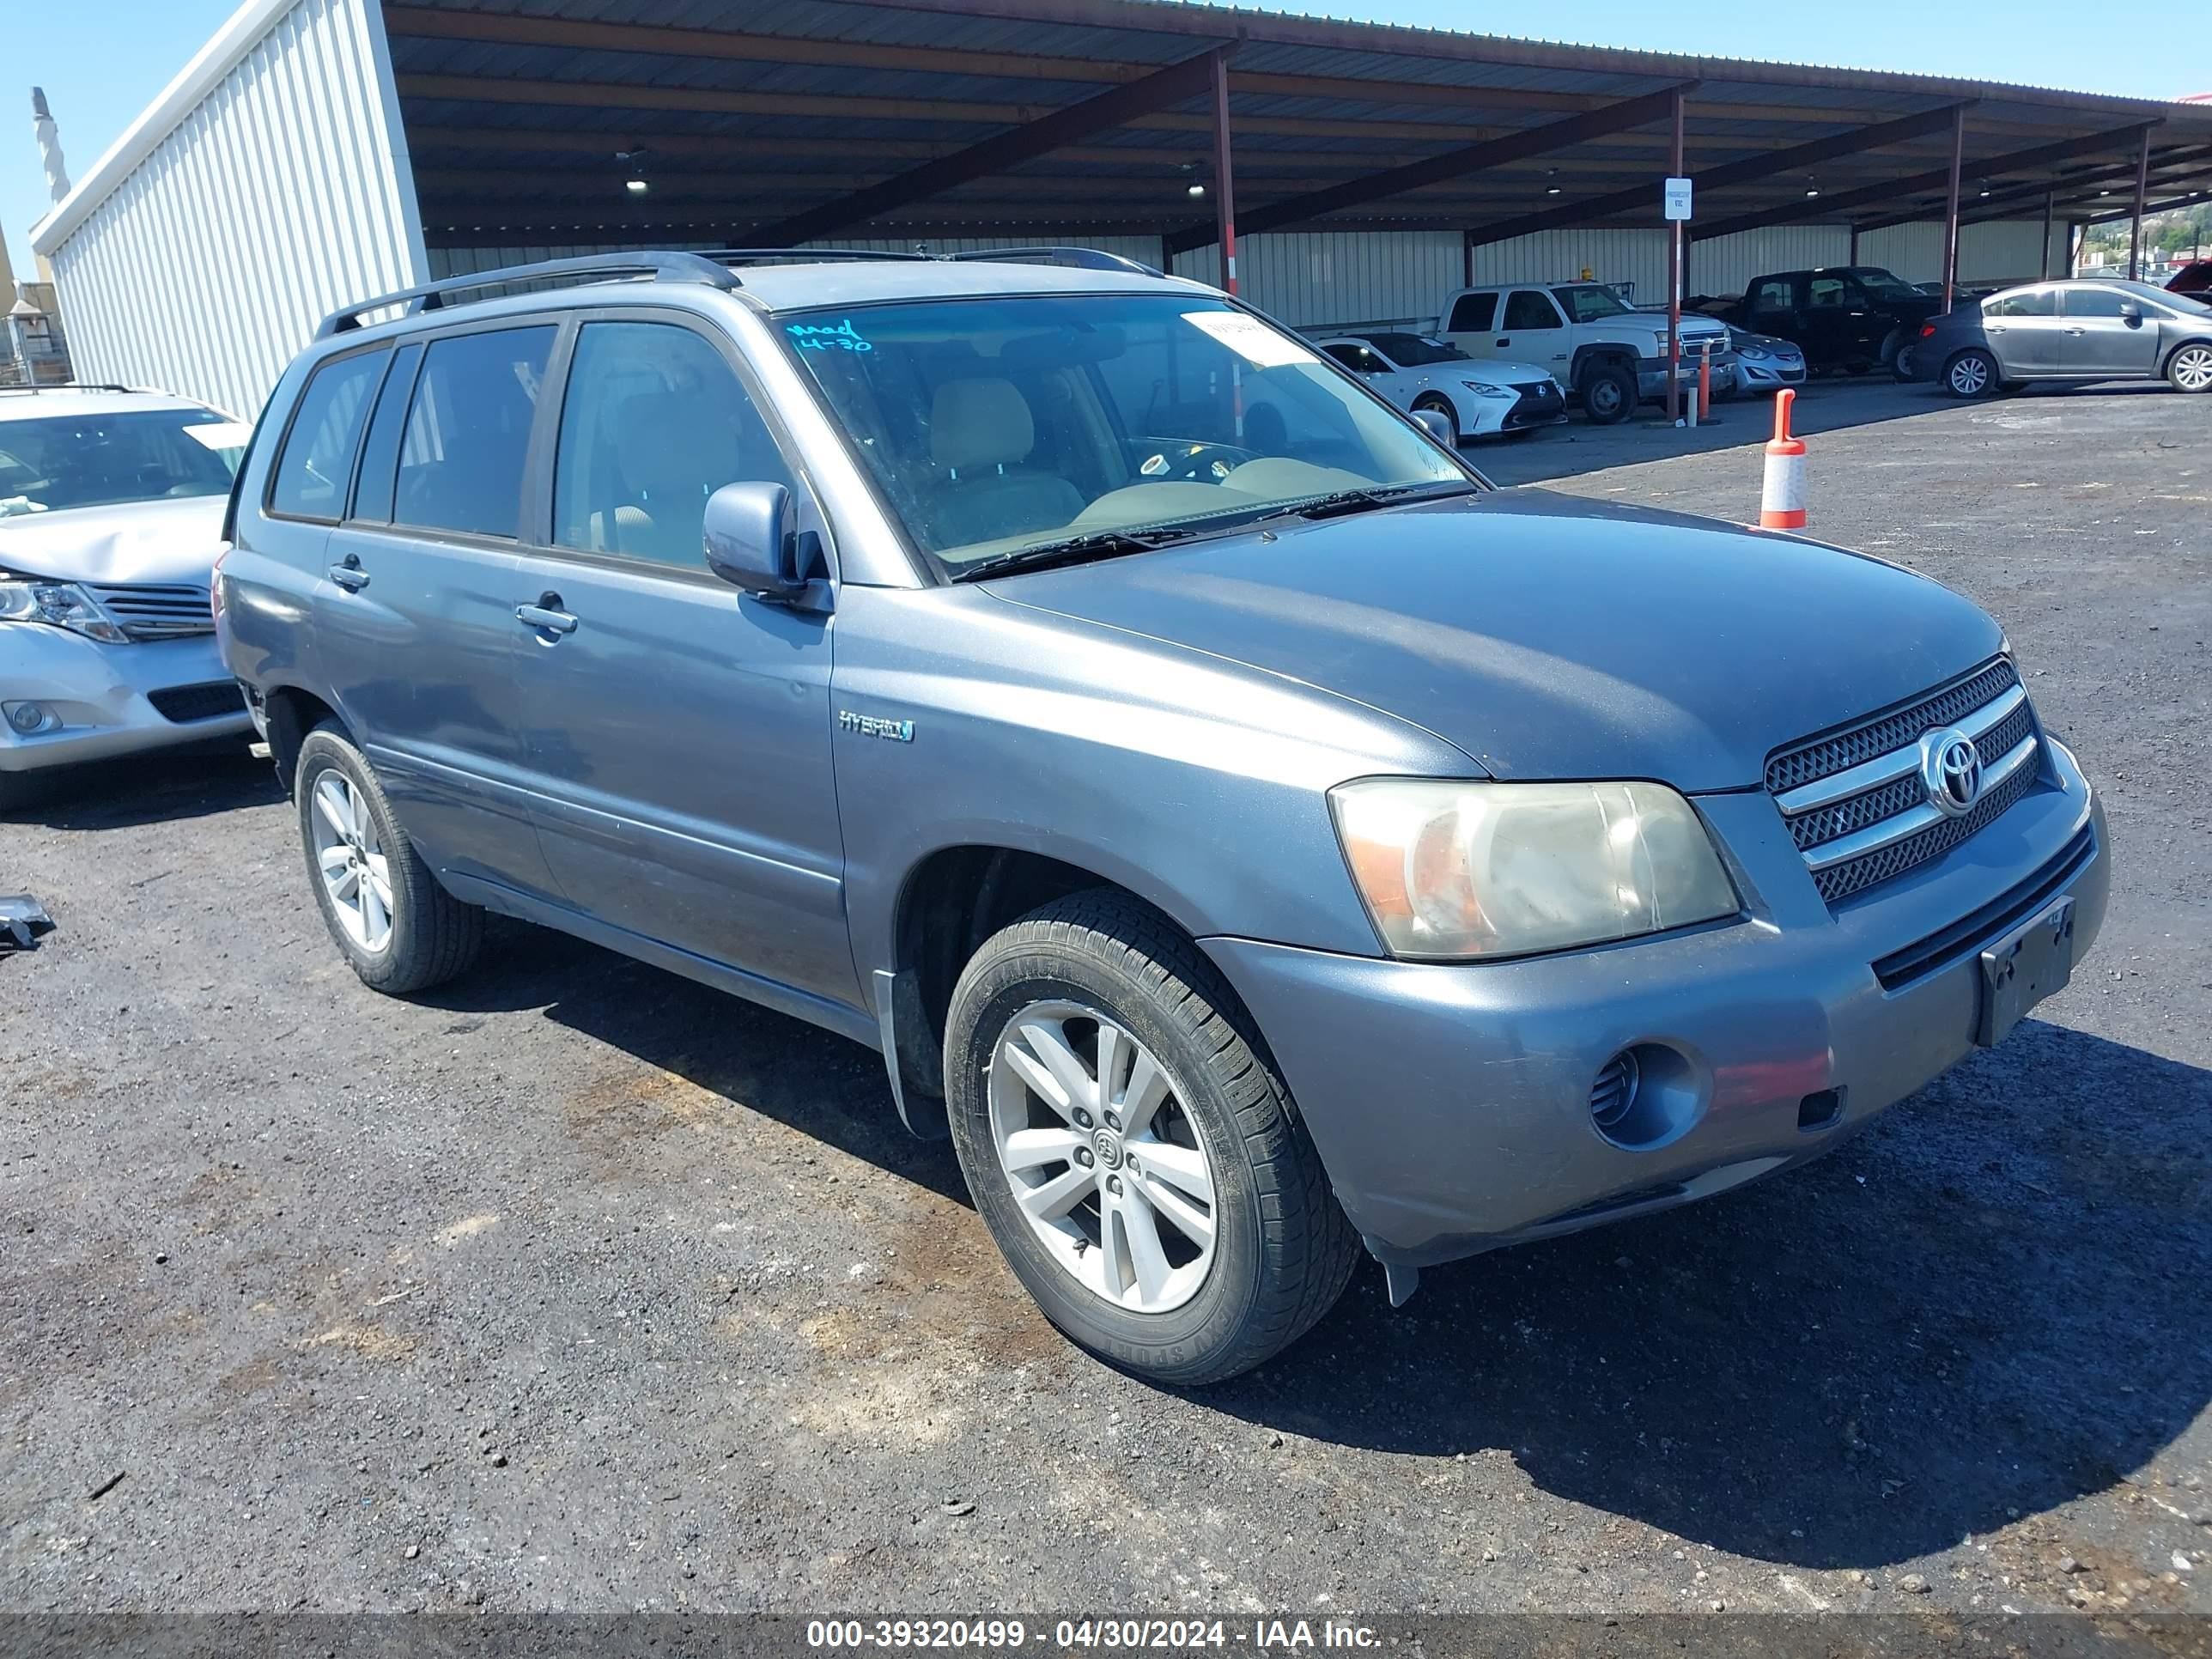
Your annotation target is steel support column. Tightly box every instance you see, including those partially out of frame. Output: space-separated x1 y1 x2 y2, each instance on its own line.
2042 190 2055 278
2128 127 2151 279
1941 103 1965 309
1210 49 1237 295
1667 87 1683 422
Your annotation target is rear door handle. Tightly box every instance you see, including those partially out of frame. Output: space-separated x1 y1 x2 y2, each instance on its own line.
328 557 369 592
516 593 578 636
1495 337 1510 347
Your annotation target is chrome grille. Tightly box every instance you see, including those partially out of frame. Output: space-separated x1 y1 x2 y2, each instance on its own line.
85 580 214 641
1767 659 2041 907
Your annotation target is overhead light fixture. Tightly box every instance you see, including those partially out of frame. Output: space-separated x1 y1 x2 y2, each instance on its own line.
2100 189 2112 196
626 178 649 195
1546 185 1562 196
1187 182 1206 198
1805 187 1820 198
617 146 650 197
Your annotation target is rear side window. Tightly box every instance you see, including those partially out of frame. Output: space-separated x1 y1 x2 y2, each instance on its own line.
1502 291 1562 331
1447 292 1497 333
1750 278 1794 312
393 325 556 538
1986 289 2057 318
268 349 386 520
550 321 794 572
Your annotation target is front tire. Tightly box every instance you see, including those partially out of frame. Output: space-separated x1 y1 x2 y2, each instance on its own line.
1411 392 1462 441
2167 342 2212 393
295 724 482 995
944 892 1358 1386
1578 362 1636 425
1943 349 1998 399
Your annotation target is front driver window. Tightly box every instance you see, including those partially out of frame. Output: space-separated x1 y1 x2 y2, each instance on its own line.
552 321 795 571
1503 291 1563 331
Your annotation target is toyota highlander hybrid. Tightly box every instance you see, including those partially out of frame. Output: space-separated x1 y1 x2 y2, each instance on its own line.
216 249 2109 1385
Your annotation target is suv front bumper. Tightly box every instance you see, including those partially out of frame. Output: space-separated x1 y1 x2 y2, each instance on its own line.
0 623 250 775
1200 742 2106 1270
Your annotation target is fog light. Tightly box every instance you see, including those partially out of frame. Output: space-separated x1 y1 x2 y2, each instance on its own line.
4 702 57 735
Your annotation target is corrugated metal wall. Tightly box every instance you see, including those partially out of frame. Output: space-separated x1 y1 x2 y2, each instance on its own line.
1170 231 1462 330
1858 220 2066 287
45 0 422 418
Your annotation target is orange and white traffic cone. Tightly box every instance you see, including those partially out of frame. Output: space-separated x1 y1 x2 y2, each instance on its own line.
1760 387 1807 530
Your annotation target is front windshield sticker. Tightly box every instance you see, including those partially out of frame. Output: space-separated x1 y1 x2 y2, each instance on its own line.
182 422 255 452
786 319 875 354
1181 311 1316 368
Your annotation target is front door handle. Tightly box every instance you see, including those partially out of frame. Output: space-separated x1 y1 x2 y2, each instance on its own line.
328 556 369 592
516 592 578 636
1495 337 1510 347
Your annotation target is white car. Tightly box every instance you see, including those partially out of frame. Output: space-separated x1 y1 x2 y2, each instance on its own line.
0 386 254 805
1313 331 1565 441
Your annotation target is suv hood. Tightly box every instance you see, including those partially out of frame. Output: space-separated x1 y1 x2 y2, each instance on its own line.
1620 311 1729 342
989 490 2002 793
0 495 228 585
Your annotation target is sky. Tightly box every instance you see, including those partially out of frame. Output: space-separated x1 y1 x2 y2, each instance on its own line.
4 0 2205 275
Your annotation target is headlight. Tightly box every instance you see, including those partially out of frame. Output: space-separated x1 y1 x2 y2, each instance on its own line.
0 579 128 643
1738 343 1772 360
1330 779 1738 960
1461 380 1511 397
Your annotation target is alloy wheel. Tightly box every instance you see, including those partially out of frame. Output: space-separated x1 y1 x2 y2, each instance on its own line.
987 1000 1219 1314
1948 355 1990 397
2173 345 2212 392
310 773 394 953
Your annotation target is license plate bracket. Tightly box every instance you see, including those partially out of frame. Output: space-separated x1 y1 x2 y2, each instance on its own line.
1976 896 2075 1048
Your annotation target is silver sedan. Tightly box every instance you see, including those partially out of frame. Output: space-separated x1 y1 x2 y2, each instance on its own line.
1908 279 2212 398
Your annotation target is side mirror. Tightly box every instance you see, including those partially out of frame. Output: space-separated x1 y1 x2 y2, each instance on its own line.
702 481 807 599
2118 301 2142 325
1410 406 1456 447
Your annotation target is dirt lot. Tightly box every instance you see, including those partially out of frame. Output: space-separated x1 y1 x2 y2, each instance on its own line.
3 379 2207 1617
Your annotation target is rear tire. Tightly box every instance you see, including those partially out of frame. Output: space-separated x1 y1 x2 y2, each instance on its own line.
2166 343 2212 393
295 724 482 995
944 891 1358 1387
1942 349 1998 399
1578 362 1636 425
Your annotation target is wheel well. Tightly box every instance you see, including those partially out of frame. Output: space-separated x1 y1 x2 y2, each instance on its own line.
2166 337 2212 371
263 686 340 793
890 848 1170 1104
1570 348 1635 386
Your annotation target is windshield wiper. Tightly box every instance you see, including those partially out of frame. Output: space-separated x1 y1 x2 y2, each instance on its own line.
1260 480 1476 524
948 526 1204 584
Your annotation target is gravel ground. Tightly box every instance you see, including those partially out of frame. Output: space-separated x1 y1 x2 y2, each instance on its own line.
3 379 2207 1618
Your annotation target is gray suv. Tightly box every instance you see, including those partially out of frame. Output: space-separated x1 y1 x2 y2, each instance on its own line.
218 249 2110 1385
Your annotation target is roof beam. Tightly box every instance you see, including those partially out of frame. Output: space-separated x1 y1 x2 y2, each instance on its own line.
2083 188 2210 226
1691 122 2160 240
749 46 1232 245
1905 145 2212 229
1167 83 1692 254
1462 101 1972 247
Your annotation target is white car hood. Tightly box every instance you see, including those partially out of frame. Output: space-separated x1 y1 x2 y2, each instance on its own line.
0 495 229 586
1480 360 1562 385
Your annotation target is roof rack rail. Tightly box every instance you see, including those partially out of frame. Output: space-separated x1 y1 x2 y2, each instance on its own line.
945 246 1165 277
314 251 742 339
0 381 139 395
693 247 936 264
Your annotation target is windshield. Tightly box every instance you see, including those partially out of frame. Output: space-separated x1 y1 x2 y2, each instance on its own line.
1849 268 1922 302
1550 284 1636 322
780 294 1470 573
1362 332 1469 367
0 406 243 516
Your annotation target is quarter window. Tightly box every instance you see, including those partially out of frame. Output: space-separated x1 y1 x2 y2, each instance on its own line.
269 349 386 520
393 325 556 538
1502 291 1563 331
552 321 794 571
1447 292 1498 333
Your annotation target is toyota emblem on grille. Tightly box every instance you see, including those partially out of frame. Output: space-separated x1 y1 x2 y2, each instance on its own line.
1918 726 1983 817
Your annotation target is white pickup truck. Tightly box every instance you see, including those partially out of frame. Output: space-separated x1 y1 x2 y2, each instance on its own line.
1436 281 1730 423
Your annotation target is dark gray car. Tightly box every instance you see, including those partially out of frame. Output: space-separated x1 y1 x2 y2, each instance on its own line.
1907 278 2212 398
218 249 2110 1385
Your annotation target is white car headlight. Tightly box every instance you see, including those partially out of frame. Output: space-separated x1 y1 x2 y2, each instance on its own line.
1330 778 1739 960
0 579 128 643
1461 380 1512 397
